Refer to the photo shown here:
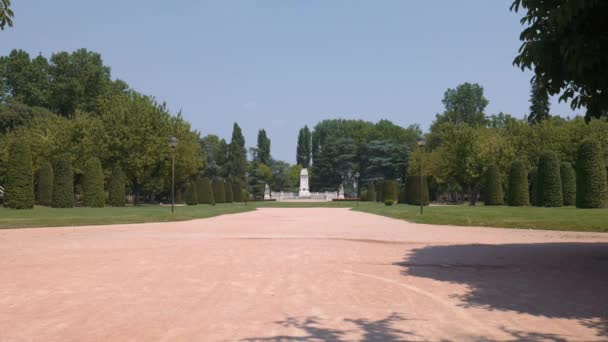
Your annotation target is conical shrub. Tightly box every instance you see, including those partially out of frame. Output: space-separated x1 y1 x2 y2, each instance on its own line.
233 183 243 202
4 136 34 209
213 180 226 203
37 161 54 206
82 157 105 207
406 175 429 206
52 154 74 208
576 140 608 208
536 151 562 207
382 180 398 203
367 183 376 202
375 180 384 202
529 168 538 206
560 162 576 206
108 165 126 207
225 181 234 203
484 164 504 205
184 180 198 205
197 178 215 204
507 160 529 206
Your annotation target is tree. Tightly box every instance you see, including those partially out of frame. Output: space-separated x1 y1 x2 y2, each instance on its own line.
528 76 551 124
52 155 74 208
248 163 272 199
367 182 376 202
507 160 529 206
82 157 105 207
227 123 247 186
108 165 126 207
0 50 51 106
536 151 563 207
575 140 608 208
0 0 14 30
484 164 504 205
560 162 576 206
511 0 608 121
0 102 54 135
296 125 312 168
184 180 198 205
224 180 233 203
256 129 271 165
4 136 34 209
433 83 489 127
197 178 215 205
200 135 227 179
213 180 226 203
37 161 53 206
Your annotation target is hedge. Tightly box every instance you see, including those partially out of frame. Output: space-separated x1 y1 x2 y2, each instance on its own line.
375 180 384 202
4 136 34 209
367 183 376 202
197 178 215 204
233 183 243 202
507 160 529 206
225 181 234 203
536 150 562 207
360 190 368 201
576 140 608 208
82 157 105 207
37 161 53 206
560 162 576 206
51 155 74 208
213 180 226 203
184 180 198 205
108 165 126 207
406 175 429 206
529 168 538 206
398 185 407 204
382 180 398 203
484 164 504 205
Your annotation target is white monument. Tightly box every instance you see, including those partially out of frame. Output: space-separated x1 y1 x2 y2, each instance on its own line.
299 168 310 197
264 183 271 200
338 184 345 199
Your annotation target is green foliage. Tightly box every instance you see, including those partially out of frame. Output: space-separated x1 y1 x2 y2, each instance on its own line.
248 163 272 199
484 164 504 206
108 165 126 207
0 102 54 135
213 180 226 203
375 180 384 202
296 125 312 167
227 123 247 186
529 168 538 206
528 76 550 124
196 178 215 205
382 180 398 203
37 161 53 206
511 0 608 121
232 182 243 202
51 155 74 208
536 151 563 207
256 129 271 165
184 180 198 205
82 157 105 207
432 82 489 127
576 140 608 208
367 183 376 202
4 135 34 209
360 190 368 201
406 176 429 206
398 185 407 204
224 181 233 203
507 160 529 206
560 162 576 206
0 0 14 30
384 199 395 206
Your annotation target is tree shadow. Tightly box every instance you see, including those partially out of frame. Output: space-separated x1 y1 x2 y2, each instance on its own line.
397 242 608 338
239 312 415 341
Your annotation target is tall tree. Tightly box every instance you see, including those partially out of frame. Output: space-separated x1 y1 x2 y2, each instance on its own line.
256 129 271 165
511 0 608 121
227 123 247 186
433 82 489 127
528 76 551 124
296 125 312 168
0 0 13 30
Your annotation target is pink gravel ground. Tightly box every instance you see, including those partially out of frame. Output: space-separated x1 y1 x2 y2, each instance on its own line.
1 208 607 341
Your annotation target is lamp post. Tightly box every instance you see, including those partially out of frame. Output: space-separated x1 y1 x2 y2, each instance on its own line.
354 172 360 207
169 136 178 213
417 136 426 215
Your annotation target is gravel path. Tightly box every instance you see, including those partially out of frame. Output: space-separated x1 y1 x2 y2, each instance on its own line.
1 208 607 341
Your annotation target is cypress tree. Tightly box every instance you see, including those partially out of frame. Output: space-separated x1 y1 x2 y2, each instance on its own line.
257 129 271 165
576 140 608 208
233 182 243 202
382 180 398 203
296 125 312 168
406 176 429 206
228 123 247 186
198 178 215 204
184 180 198 205
82 157 105 207
213 180 226 203
52 154 74 208
225 180 234 203
560 162 576 206
528 75 551 124
536 150 562 207
4 136 34 209
484 164 504 205
507 160 529 206
37 161 53 206
108 165 126 207
367 183 376 202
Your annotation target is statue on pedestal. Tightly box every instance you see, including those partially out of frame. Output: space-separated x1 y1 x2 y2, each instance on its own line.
299 168 310 198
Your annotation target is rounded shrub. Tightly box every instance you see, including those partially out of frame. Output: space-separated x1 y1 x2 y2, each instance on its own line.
233 183 243 202
382 180 398 203
108 165 126 207
384 199 395 206
197 178 215 204
536 151 562 207
406 175 429 206
184 180 198 205
484 164 504 206
213 180 226 203
52 154 74 208
576 140 608 208
560 162 576 206
507 160 529 206
367 183 376 202
37 161 54 206
82 157 105 207
4 136 35 209
225 181 234 203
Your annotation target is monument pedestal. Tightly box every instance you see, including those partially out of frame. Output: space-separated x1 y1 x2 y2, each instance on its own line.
299 168 311 198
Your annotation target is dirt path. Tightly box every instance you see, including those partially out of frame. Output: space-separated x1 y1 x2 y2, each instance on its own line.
1 208 607 341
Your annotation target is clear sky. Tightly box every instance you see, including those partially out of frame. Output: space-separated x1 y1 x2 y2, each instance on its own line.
1 1 578 163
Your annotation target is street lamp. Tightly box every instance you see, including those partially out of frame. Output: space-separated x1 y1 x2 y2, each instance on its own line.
417 136 426 215
169 136 179 213
354 172 360 207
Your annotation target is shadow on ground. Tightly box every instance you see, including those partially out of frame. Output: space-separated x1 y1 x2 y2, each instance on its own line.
397 242 608 338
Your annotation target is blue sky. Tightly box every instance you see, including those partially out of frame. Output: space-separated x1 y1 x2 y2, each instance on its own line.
1 1 578 163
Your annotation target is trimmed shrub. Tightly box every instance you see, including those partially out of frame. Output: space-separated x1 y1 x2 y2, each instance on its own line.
37 161 54 206
213 180 226 203
225 181 234 203
529 168 538 206
184 180 198 205
382 180 398 203
233 183 243 202
51 155 74 208
197 178 215 204
560 162 576 206
507 160 529 206
398 185 407 204
576 140 608 208
367 183 376 202
384 199 395 206
82 157 105 207
536 151 562 207
360 190 368 201
484 164 503 205
406 175 429 206
108 165 126 207
4 136 34 209
375 180 384 202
